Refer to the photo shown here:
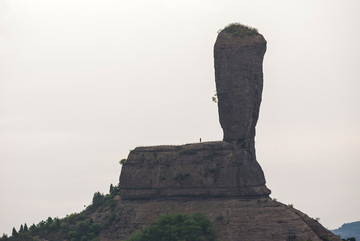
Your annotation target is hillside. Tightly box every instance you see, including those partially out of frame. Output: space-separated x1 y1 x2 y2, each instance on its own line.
0 185 340 241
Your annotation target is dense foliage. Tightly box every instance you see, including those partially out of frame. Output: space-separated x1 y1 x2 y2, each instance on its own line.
341 238 356 241
126 213 217 241
221 22 258 37
1 183 120 241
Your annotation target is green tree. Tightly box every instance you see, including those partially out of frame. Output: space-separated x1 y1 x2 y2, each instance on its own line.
109 183 120 194
38 220 45 229
19 224 24 233
11 227 17 236
68 230 79 240
29 224 36 231
92 192 105 208
88 222 101 236
24 223 28 232
76 218 91 234
126 213 216 241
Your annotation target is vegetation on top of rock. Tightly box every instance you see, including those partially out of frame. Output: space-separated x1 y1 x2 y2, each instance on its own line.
220 22 258 37
126 213 217 241
120 158 127 165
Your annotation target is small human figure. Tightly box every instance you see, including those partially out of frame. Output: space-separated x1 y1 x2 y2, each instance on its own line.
200 138 202 143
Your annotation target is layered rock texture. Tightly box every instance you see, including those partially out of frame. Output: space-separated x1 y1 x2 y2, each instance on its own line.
120 141 270 199
114 23 340 241
2 24 341 241
99 197 340 241
120 23 270 200
214 24 266 144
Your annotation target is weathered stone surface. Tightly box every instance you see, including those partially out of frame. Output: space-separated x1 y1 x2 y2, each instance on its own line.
113 23 341 241
119 24 271 200
119 141 271 199
98 198 341 241
214 24 266 144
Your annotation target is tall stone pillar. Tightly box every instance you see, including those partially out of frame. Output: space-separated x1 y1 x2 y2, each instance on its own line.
214 24 266 145
120 23 271 200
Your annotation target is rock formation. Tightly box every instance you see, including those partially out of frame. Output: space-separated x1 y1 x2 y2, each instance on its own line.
120 142 270 199
99 197 340 241
2 23 341 241
214 24 266 145
120 23 271 200
114 23 341 241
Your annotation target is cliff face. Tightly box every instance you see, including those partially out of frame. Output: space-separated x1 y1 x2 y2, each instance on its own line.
115 24 341 241
120 141 270 199
120 24 271 200
214 25 266 144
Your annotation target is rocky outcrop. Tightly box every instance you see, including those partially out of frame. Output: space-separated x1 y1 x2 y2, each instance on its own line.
114 23 341 241
119 23 271 200
214 24 266 144
120 141 270 199
2 23 341 241
99 198 340 241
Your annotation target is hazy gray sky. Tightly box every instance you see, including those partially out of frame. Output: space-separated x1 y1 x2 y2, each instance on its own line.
1 0 359 235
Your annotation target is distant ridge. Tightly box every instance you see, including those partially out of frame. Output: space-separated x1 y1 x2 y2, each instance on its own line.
332 221 360 240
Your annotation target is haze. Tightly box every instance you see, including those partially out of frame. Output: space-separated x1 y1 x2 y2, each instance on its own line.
1 0 359 235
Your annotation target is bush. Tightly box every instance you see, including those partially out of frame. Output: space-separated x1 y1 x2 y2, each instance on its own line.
126 213 216 241
88 223 101 235
76 219 90 234
68 230 78 239
65 213 78 224
221 22 258 37
92 192 105 208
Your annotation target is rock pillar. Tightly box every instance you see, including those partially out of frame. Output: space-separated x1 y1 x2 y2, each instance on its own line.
119 23 271 200
214 24 266 145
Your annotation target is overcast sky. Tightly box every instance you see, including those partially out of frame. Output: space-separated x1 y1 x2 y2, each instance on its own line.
1 0 359 236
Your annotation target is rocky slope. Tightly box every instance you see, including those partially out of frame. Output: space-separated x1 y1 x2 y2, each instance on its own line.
97 197 339 241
